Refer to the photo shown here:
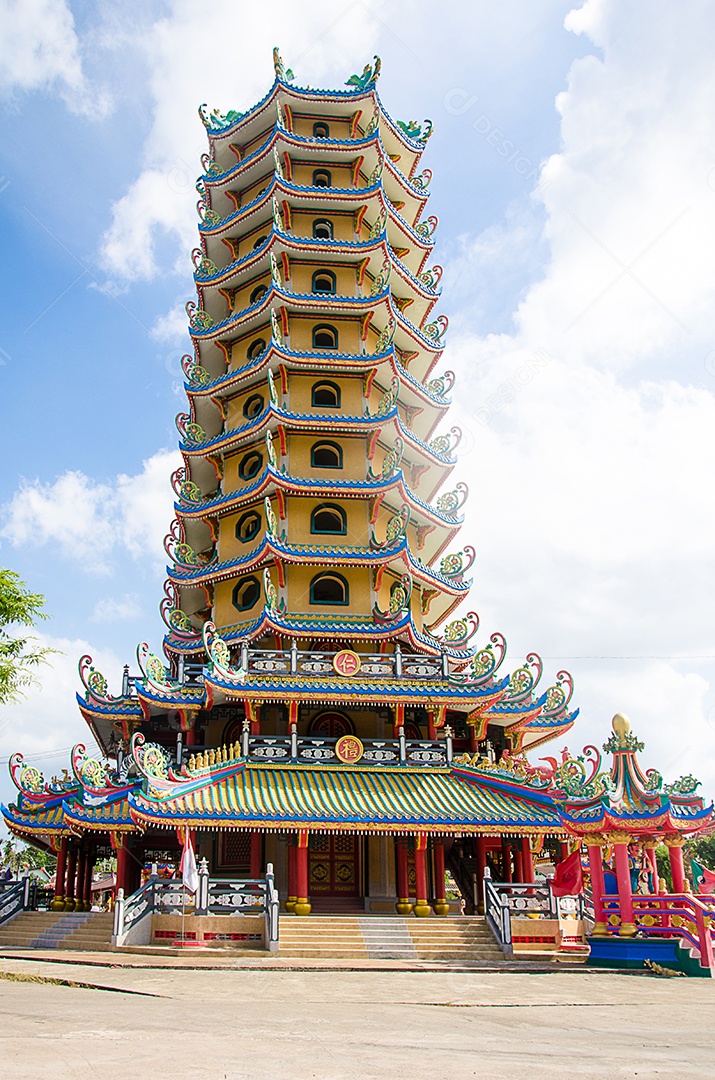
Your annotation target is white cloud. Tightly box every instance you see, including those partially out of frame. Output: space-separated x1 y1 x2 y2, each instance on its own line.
90 593 143 623
0 0 110 117
0 632 118 826
441 0 715 793
99 0 383 286
0 449 181 573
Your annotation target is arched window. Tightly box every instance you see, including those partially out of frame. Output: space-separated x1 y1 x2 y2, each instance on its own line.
313 169 331 188
313 122 330 139
312 324 338 349
235 511 261 543
232 576 261 611
311 441 342 469
247 337 266 359
252 234 268 249
311 504 347 535
238 450 263 479
310 572 349 605
312 270 336 294
312 219 333 240
243 393 265 419
250 284 267 304
309 712 355 736
311 380 341 408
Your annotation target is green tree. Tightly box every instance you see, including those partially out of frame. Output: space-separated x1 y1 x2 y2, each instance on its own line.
0 568 55 703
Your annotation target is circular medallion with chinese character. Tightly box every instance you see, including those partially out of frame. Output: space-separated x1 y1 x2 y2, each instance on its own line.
332 649 362 677
335 735 364 764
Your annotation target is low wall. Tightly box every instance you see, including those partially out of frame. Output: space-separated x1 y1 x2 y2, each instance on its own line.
151 913 265 949
511 917 588 956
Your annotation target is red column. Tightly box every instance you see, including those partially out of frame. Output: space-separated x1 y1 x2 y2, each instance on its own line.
612 838 636 937
558 841 570 863
115 841 131 897
75 851 87 911
52 838 68 911
65 847 77 911
501 839 513 883
514 846 524 882
432 841 449 916
250 832 262 878
294 831 311 915
395 839 412 914
586 837 608 936
413 834 431 917
286 840 297 912
666 838 686 892
521 837 535 884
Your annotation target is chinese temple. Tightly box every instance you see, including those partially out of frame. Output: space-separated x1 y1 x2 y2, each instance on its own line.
2 55 712 946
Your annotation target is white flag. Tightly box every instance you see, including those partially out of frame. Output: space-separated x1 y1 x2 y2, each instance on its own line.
180 830 199 894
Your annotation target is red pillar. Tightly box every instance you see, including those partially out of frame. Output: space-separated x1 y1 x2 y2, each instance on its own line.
558 841 570 863
521 837 535 884
52 838 68 911
75 851 87 911
395 839 413 914
413 834 431 917
65 847 77 911
250 832 262 878
286 840 297 912
612 838 636 937
432 841 449 915
294 831 311 915
501 839 513 883
115 841 131 897
514 846 524 882
666 838 686 892
586 837 608 936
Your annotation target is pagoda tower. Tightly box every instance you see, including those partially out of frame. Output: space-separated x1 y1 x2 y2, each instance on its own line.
3 54 580 919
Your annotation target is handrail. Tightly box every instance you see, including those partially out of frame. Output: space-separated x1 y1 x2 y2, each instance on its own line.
598 892 715 972
483 868 512 952
0 878 30 928
265 862 279 952
113 877 156 945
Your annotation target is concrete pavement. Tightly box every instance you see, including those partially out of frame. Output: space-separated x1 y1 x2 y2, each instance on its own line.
0 958 712 1078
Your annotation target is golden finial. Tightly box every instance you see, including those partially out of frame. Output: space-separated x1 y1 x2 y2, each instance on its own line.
611 712 631 746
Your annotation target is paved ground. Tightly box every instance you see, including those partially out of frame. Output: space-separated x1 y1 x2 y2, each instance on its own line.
0 957 712 1079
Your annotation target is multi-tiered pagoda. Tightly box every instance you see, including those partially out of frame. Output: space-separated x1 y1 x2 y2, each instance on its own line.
3 53 581 917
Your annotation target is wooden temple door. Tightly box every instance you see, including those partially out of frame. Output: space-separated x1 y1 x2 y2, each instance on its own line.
309 712 354 737
309 834 360 896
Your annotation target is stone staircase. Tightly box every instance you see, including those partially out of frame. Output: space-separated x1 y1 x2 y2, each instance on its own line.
278 915 505 962
0 911 114 952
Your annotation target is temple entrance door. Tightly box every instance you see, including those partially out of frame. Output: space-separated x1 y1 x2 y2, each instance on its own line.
309 712 354 737
309 835 361 896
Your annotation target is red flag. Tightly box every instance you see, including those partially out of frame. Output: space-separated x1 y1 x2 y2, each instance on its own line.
551 850 584 897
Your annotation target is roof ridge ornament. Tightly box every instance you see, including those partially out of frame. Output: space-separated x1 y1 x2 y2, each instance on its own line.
273 47 295 84
345 56 381 92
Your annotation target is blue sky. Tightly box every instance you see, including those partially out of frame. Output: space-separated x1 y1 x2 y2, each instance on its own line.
2 0 715 821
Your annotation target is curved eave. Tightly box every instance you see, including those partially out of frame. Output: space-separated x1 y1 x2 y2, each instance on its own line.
188 278 443 358
126 761 560 834
170 533 468 600
176 466 463 535
179 402 455 475
62 797 137 832
75 691 142 722
186 344 450 418
1 801 69 836
558 805 715 834
203 670 505 708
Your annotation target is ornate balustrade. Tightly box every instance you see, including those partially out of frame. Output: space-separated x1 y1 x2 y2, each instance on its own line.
598 892 715 972
119 645 449 696
185 732 452 768
113 862 279 952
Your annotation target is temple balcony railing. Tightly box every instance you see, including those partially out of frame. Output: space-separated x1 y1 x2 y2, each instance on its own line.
122 644 450 697
180 732 453 769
